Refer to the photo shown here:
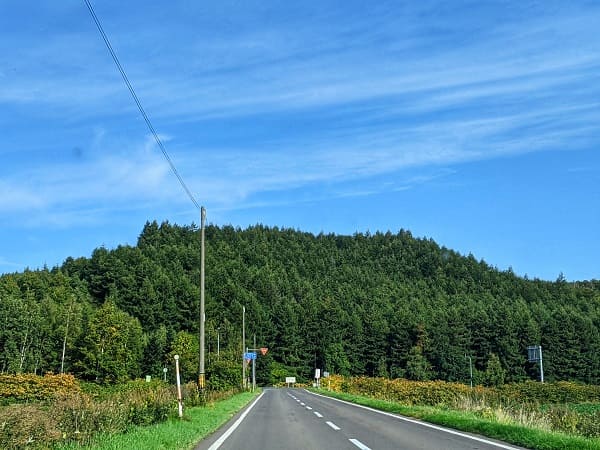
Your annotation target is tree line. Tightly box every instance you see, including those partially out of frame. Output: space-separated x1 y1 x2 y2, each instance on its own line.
1 221 599 385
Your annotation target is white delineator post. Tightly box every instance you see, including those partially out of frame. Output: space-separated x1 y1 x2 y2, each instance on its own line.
539 346 544 383
175 354 183 418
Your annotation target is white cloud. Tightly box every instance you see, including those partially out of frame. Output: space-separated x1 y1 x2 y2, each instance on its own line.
1 2 599 226
0 257 24 270
0 134 184 226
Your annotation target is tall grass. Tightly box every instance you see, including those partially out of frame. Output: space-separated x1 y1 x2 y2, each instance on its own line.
55 390 260 450
0 379 243 449
327 375 600 437
317 390 600 450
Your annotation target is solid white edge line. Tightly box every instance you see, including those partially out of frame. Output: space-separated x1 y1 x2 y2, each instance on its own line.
349 438 372 450
306 390 521 450
326 421 341 431
207 392 265 450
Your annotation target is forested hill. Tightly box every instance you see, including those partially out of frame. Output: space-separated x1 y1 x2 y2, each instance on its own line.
1 221 599 385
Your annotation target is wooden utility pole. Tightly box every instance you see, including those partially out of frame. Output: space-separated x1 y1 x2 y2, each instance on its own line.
242 305 246 389
198 207 206 390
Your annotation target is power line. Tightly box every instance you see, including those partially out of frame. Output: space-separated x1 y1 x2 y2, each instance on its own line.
82 0 201 211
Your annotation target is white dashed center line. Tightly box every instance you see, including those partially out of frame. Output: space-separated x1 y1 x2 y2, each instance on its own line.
314 411 323 418
349 438 372 450
326 421 341 431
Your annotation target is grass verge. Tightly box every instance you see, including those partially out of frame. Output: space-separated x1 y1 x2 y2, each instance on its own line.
55 390 260 450
311 390 600 450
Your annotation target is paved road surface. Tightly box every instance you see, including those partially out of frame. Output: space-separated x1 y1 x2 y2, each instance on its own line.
194 388 528 450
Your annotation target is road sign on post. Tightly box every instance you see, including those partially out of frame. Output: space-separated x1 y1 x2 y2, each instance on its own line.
527 345 544 383
527 346 540 362
260 347 268 356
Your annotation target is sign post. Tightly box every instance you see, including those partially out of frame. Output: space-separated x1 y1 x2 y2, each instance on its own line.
245 344 267 391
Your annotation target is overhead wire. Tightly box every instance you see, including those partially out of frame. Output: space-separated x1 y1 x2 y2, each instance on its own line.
82 0 201 211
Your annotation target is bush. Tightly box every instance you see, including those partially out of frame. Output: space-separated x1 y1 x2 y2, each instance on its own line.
0 374 246 448
497 381 600 404
576 410 600 438
207 360 240 392
52 392 129 442
330 375 472 407
326 375 600 408
324 375 600 440
0 380 179 447
0 373 80 404
0 404 61 449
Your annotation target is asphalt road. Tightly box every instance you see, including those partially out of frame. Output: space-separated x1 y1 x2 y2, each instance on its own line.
194 388 528 450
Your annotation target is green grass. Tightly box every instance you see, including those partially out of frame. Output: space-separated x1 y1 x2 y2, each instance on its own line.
55 390 260 450
312 390 600 450
567 403 600 415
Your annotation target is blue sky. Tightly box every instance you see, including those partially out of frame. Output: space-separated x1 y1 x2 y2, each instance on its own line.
1 0 599 281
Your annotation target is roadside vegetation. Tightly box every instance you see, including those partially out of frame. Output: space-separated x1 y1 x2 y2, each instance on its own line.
54 390 259 450
0 373 252 449
317 375 600 449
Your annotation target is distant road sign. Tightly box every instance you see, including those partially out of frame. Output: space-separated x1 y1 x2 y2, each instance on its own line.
285 377 296 384
244 352 257 360
260 347 268 355
315 369 321 379
527 345 541 362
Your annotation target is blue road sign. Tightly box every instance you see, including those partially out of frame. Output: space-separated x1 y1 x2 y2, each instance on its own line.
244 352 257 360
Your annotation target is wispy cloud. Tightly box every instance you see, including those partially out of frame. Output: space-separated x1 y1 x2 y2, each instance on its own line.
1 1 599 227
3 4 599 121
0 256 24 269
0 134 184 227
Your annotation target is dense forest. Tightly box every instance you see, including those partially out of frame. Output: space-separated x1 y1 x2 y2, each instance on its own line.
1 221 599 386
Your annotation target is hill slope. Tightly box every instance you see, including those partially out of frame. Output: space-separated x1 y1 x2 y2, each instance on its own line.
1 221 599 384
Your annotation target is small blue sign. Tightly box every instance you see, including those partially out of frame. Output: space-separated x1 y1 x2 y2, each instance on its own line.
244 352 257 360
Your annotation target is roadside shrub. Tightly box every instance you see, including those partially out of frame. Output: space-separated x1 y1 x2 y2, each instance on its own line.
576 410 600 437
546 405 580 435
51 392 130 442
0 380 179 448
0 404 61 449
0 373 80 404
327 375 600 408
0 375 246 448
123 383 173 425
207 360 240 392
497 381 600 404
325 375 600 440
332 376 473 407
